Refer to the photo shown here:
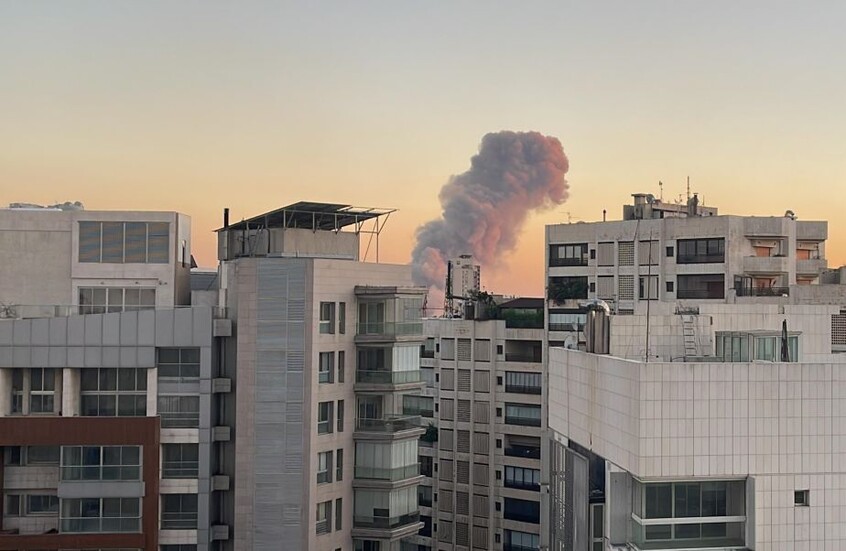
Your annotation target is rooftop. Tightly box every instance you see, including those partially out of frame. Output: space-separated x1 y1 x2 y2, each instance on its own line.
218 201 395 232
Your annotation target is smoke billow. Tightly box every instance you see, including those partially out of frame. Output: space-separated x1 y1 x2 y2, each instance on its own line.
412 131 570 306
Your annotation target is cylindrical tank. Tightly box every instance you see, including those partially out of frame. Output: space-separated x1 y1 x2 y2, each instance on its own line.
583 299 611 354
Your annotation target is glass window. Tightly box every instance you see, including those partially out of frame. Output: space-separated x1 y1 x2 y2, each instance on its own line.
30 368 56 414
319 302 335 334
61 497 141 533
161 494 198 530
26 494 59 515
504 466 541 491
147 222 170 263
337 351 345 383
162 443 199 479
318 401 334 434
645 484 672 518
317 451 333 484
504 372 542 394
338 302 346 334
504 403 542 427
61 446 141 481
27 446 60 465
157 348 200 380
81 368 147 417
316 500 332 534
158 396 200 428
336 448 344 481
319 352 335 383
79 221 170 264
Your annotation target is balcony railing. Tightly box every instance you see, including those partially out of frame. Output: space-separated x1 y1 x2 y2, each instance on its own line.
354 463 419 481
60 517 141 533
504 544 540 551
161 511 198 530
677 254 725 264
61 465 140 481
356 321 423 337
505 445 541 459
503 510 540 524
736 286 789 297
676 290 725 300
356 369 422 385
505 479 541 492
505 416 542 428
160 411 200 428
162 460 199 479
548 322 584 332
504 353 542 363
504 385 542 395
353 511 420 530
355 415 422 434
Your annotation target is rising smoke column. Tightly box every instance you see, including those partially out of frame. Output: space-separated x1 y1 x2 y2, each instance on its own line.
411 131 570 306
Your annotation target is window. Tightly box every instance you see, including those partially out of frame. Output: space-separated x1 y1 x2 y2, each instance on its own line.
794 490 809 506
666 281 674 293
618 241 635 266
504 466 541 491
336 448 344 481
677 238 725 264
677 274 725 300
78 287 156 314
318 451 333 484
504 403 541 427
4 446 22 465
26 494 59 515
639 240 659 265
504 372 542 394
27 445 60 465
318 401 334 434
503 497 540 524
666 245 674 257
81 368 147 417
79 221 169 264
162 443 199 478
548 276 588 302
157 348 200 380
61 446 141 481
317 500 332 534
61 497 141 533
30 368 56 414
11 369 23 413
335 498 343 531
358 301 386 334
161 494 198 530
441 338 456 360
549 243 588 266
320 302 336 334
319 352 335 383
337 400 345 432
403 395 434 417
639 275 659 300
157 395 200 428
338 351 345 383
505 530 540 550
5 494 20 516
618 274 635 300
338 302 346 334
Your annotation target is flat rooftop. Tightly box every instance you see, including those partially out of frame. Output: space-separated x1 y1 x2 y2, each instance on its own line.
219 201 395 232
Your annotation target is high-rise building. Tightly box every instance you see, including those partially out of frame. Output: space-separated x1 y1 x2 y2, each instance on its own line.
450 256 481 301
0 201 430 551
408 298 545 551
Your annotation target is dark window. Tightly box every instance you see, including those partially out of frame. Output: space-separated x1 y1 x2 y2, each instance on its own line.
504 466 541 491
677 238 725 264
590 249 596 260
548 276 588 302
79 221 170 264
666 246 674 257
503 497 540 524
504 403 541 427
549 243 588 266
504 372 542 394
589 282 596 293
666 281 674 293
677 274 725 300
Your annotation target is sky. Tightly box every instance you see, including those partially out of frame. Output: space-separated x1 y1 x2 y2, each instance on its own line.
2 1 845 297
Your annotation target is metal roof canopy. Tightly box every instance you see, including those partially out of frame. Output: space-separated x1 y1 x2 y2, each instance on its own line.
217 201 396 262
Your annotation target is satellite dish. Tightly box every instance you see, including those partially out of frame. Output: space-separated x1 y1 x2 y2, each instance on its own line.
564 335 578 349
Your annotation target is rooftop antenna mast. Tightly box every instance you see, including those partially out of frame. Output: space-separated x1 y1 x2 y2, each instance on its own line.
686 176 691 203
659 181 664 201
444 260 454 317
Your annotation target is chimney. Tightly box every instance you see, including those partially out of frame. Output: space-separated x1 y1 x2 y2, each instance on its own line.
223 208 230 229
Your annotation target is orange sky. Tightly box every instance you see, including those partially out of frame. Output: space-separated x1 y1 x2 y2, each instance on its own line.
2 1 845 297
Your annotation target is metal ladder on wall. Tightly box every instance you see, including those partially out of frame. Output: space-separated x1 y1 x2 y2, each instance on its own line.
682 315 698 357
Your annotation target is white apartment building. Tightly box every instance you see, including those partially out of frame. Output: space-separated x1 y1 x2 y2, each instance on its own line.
406 299 545 551
451 256 481 300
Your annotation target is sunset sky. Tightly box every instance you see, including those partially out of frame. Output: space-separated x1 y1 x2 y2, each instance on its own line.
2 1 845 297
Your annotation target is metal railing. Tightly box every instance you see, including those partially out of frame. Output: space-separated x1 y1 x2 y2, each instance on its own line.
0 304 227 320
356 321 423 337
676 290 725 300
677 254 725 264
505 445 541 459
504 353 542 363
162 460 199 479
736 286 789 297
355 415 422 434
353 512 420 529
159 411 200 429
61 465 140 482
504 415 542 428
60 517 141 533
505 479 541 492
548 322 584 332
161 511 198 530
354 463 419 481
356 369 422 385
504 385 542 395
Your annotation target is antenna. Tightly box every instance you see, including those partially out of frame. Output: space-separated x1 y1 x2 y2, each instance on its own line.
444 260 454 317
659 181 663 201
686 176 690 203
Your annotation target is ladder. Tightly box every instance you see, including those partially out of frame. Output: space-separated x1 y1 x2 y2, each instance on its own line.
682 315 698 357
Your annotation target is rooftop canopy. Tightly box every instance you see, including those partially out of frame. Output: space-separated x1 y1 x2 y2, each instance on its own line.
217 201 395 232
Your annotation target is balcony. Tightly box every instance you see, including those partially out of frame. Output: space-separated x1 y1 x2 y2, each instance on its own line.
354 463 420 481
744 217 788 237
356 369 422 385
355 416 423 436
505 479 541 492
504 384 542 395
355 321 424 342
161 511 198 530
504 353 542 364
505 445 541 459
162 460 199 479
60 517 141 533
796 257 827 275
797 220 827 241
735 286 789 297
159 411 200 429
353 511 420 530
504 415 542 427
743 255 789 274
504 545 540 551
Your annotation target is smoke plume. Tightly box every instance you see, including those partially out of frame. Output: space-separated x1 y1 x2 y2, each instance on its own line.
412 131 569 307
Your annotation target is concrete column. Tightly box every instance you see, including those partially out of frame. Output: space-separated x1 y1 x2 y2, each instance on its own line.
62 367 80 416
53 368 63 415
147 366 158 415
0 369 11 416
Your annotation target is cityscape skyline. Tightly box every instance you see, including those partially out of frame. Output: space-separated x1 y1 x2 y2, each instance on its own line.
3 0 846 297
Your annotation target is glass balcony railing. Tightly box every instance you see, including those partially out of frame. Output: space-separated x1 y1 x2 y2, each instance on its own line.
354 463 420 481
353 511 420 530
505 445 541 459
355 369 422 385
160 411 200 428
356 321 423 337
355 415 422 434
161 511 198 530
162 460 199 479
60 517 141 533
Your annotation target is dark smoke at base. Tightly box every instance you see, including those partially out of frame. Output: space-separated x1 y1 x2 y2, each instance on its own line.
411 130 570 309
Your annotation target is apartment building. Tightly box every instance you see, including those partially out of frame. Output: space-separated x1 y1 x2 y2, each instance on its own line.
547 301 846 550
545 194 830 349
0 206 223 551
215 202 428 551
406 299 545 551
0 201 430 551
